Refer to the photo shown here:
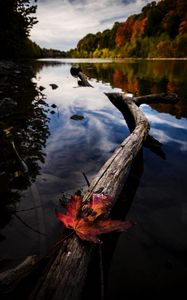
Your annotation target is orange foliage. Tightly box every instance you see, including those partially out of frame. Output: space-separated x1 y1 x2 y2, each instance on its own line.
56 193 133 243
113 70 139 94
113 70 124 88
115 16 135 48
115 23 126 47
131 17 147 40
125 80 139 95
167 81 176 93
115 16 147 48
179 15 187 34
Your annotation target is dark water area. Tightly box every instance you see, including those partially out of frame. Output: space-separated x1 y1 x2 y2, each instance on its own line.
0 58 187 298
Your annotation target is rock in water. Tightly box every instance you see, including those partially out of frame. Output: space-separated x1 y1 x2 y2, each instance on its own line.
70 114 84 121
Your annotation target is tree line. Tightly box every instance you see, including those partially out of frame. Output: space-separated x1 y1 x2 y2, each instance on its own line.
67 0 187 58
1 0 187 59
0 0 42 58
0 1 67 59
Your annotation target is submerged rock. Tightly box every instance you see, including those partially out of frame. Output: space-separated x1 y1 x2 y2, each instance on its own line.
70 114 84 121
39 85 46 91
49 84 58 90
51 104 57 108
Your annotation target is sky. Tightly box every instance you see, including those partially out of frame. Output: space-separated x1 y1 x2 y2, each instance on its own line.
30 0 152 51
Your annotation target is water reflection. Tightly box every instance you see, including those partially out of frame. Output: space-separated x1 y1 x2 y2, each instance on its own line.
0 59 187 296
34 62 128 195
0 62 49 257
80 59 187 118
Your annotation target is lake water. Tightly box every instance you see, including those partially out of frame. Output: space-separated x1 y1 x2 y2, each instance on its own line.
0 58 187 298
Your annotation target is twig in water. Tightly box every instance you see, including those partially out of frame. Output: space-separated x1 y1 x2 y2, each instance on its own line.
14 213 46 236
11 140 28 173
15 206 42 213
82 171 90 187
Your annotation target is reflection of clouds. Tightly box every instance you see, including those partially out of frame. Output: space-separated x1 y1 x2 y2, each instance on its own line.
141 104 187 130
44 106 126 180
151 128 187 151
37 64 122 110
140 104 187 152
36 63 128 191
140 104 187 151
147 114 187 130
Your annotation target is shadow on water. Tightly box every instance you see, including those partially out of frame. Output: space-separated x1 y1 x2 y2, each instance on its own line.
0 61 49 235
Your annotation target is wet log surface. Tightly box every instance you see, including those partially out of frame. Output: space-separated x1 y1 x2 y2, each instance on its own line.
0 68 179 300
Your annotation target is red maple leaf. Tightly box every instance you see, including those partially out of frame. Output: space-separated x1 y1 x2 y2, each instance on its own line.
55 193 133 243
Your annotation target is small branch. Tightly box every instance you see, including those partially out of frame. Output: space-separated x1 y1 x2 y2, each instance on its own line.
82 171 90 187
134 92 179 105
15 206 42 213
14 213 46 236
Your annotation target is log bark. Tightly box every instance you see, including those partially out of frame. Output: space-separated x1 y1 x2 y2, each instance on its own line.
81 93 149 210
28 236 94 300
77 71 93 87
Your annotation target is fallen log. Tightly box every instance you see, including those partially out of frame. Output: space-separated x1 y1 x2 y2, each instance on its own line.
0 69 179 300
81 93 149 210
25 93 149 300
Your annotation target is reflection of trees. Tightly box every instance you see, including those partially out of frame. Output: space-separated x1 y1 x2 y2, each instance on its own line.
0 62 49 228
81 60 187 118
33 60 65 71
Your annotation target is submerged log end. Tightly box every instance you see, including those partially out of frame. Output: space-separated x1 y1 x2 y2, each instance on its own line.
70 66 82 77
70 66 93 87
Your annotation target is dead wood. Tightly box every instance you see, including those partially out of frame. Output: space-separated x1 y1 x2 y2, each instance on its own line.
81 93 149 211
134 92 179 105
70 66 93 87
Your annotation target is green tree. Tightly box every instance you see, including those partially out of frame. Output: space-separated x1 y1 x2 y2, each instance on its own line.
77 33 98 53
162 11 180 38
175 33 187 57
0 0 38 58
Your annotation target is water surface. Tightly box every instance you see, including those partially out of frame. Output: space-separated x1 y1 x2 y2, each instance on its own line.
0 58 187 298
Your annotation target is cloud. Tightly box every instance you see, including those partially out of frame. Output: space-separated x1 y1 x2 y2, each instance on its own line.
31 0 151 50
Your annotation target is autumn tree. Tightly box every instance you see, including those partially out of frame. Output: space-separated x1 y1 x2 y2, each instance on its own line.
115 15 136 48
71 0 187 58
